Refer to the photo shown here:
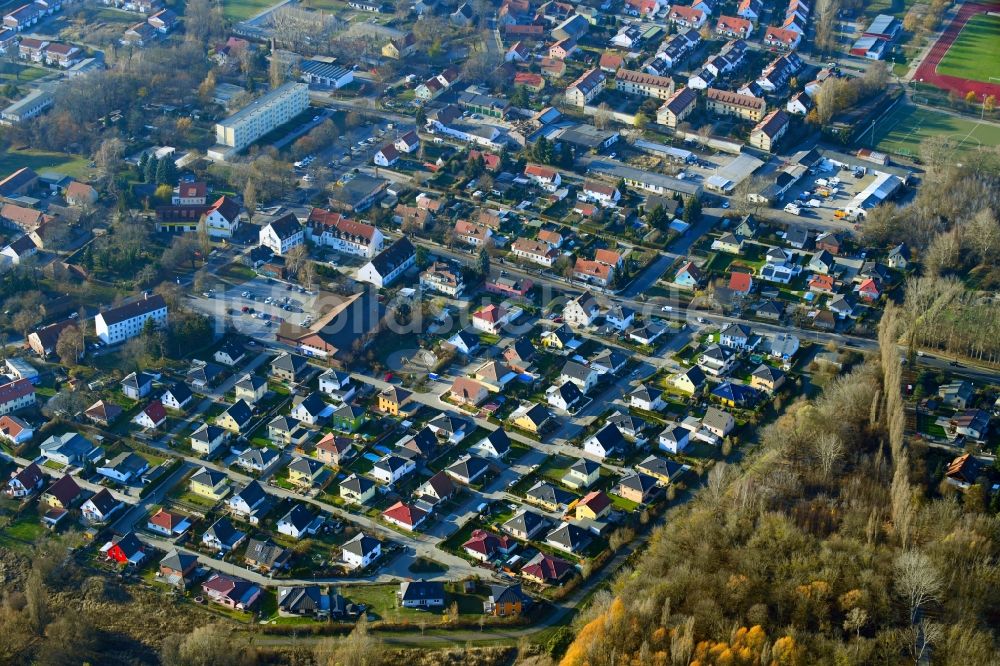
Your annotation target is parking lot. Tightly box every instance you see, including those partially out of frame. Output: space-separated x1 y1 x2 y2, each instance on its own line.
189 274 321 339
778 161 882 228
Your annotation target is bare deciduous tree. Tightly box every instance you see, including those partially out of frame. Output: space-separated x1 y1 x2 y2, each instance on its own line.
895 550 943 623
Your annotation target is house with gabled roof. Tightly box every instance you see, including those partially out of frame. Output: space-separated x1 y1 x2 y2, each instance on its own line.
446 455 490 485
616 472 659 504
133 399 167 430
202 573 261 610
503 508 550 541
227 480 271 524
562 458 600 489
217 399 253 434
340 473 376 505
546 522 591 554
463 529 516 562
41 474 82 509
471 429 511 460
341 531 381 570
637 455 684 485
81 487 122 523
147 508 192 537
522 552 574 585
584 423 627 459
383 500 427 531
245 538 291 572
202 516 246 552
102 531 146 566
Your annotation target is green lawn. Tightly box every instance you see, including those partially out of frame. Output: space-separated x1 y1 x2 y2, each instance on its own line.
872 104 1000 158
937 14 1000 83
222 0 281 21
0 64 48 83
0 149 92 179
93 7 142 23
0 515 45 552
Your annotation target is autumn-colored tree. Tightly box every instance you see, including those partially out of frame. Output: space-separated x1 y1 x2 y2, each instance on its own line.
965 90 978 105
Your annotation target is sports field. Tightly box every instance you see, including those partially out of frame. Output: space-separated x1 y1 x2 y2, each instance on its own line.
222 0 279 21
872 104 1000 157
936 13 1000 83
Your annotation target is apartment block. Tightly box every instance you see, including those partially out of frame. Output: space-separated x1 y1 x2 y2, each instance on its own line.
213 82 309 155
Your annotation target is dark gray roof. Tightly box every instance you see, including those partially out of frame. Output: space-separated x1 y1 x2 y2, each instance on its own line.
266 212 303 240
546 522 590 550
99 294 167 326
527 480 573 506
503 508 548 536
446 455 489 481
637 455 684 480
342 531 380 557
246 538 288 568
368 236 415 278
272 352 309 374
224 399 253 426
341 473 375 494
232 479 267 506
279 503 318 531
400 580 445 602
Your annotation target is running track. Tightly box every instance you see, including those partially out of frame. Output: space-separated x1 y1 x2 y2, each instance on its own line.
913 2 1000 98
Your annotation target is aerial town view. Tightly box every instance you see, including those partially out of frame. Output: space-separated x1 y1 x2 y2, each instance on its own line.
0 0 996 663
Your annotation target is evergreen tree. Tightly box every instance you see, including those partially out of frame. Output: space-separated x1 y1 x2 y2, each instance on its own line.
137 152 149 180
682 195 702 224
557 144 574 169
647 204 668 229
155 157 176 186
144 156 158 183
477 247 490 277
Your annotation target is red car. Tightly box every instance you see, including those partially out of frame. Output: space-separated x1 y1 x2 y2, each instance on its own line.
384 372 394 382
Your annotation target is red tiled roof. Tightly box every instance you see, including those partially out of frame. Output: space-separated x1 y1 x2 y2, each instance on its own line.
669 5 704 22
177 182 206 198
579 490 612 514
765 26 800 45
150 508 185 531
729 272 752 292
308 208 377 241
463 529 513 555
574 259 612 281
142 399 167 424
473 304 505 323
716 15 752 33
382 501 426 526
514 72 544 87
599 52 624 70
595 248 622 265
522 553 572 582
0 378 33 405
524 163 557 180
0 414 27 438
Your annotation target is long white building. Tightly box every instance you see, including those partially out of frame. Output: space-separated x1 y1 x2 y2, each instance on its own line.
95 294 168 345
212 82 309 155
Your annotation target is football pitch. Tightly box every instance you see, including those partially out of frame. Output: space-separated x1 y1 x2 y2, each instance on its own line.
936 13 1000 84
871 104 1000 157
